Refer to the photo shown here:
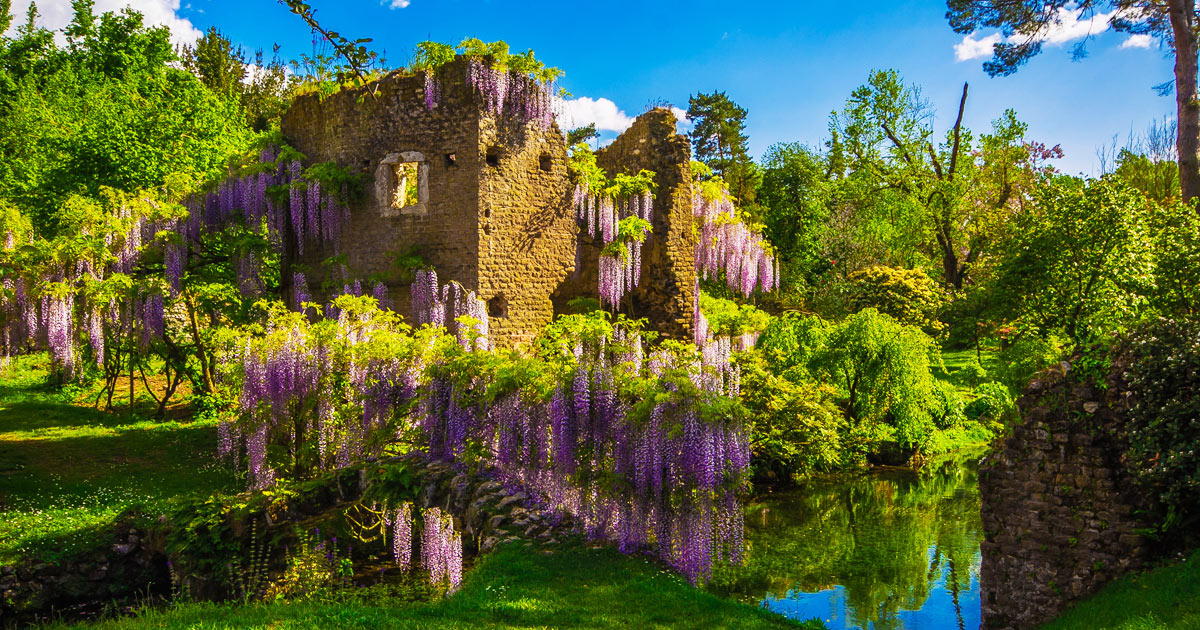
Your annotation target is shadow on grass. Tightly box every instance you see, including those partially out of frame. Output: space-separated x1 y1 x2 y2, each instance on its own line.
79 543 819 630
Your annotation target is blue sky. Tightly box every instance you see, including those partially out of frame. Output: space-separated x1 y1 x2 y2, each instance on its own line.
9 0 1178 174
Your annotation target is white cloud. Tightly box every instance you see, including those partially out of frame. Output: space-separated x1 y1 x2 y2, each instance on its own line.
954 32 1002 61
1032 7 1114 45
7 0 202 47
385 0 411 8
1120 33 1153 49
555 96 635 133
954 7 1143 62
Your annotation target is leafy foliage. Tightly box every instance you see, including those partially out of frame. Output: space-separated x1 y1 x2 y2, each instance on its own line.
989 177 1152 342
750 310 980 472
698 293 770 337
845 265 946 335
0 3 254 235
412 38 564 85
1124 318 1200 537
687 91 760 204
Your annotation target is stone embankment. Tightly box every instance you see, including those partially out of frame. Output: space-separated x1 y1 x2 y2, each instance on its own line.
1 454 570 626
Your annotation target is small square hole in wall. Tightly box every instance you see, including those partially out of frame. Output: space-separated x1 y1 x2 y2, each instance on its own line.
539 153 552 172
445 153 457 167
486 147 501 167
488 294 507 318
391 162 421 209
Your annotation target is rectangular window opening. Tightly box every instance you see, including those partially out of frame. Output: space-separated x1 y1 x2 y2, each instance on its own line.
391 162 421 209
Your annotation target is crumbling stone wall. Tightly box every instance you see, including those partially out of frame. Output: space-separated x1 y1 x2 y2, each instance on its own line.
0 525 166 626
475 114 575 346
552 108 697 340
280 59 577 347
282 65 698 345
0 456 570 624
979 364 1152 629
281 60 484 318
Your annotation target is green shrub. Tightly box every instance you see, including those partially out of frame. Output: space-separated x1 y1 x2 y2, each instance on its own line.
959 356 990 388
738 351 849 481
994 334 1063 392
699 292 771 337
844 265 946 336
1125 318 1200 537
812 309 944 458
965 381 1017 424
932 381 966 430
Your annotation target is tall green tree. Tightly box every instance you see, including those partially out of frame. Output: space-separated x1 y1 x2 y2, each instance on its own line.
945 0 1200 204
828 70 1053 289
988 176 1152 342
757 142 831 289
687 91 759 203
0 1 253 234
181 28 292 131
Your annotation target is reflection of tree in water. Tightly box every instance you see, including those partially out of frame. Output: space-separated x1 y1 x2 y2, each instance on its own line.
710 453 983 629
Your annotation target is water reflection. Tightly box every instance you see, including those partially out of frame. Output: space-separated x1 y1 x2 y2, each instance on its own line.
710 452 984 630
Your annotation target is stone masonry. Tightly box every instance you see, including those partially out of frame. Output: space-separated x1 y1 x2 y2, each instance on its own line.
979 362 1153 629
280 59 696 346
552 108 697 340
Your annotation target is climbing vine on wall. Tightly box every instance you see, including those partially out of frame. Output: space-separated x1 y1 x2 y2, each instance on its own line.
567 143 657 309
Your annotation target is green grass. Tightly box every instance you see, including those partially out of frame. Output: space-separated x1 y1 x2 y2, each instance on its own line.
936 347 998 395
1040 550 1200 630
60 542 816 629
0 354 238 563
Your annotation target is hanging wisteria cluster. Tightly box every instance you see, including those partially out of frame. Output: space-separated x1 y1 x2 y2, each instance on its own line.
410 269 489 351
423 70 442 111
572 185 654 309
421 507 463 589
374 501 462 590
465 59 555 129
385 502 413 570
0 144 354 382
415 322 747 584
182 147 349 272
223 301 426 488
693 188 779 298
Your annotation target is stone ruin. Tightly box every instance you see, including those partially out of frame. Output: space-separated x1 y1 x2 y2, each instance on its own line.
280 58 697 346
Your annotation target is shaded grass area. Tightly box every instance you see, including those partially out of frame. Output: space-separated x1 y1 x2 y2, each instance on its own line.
936 348 998 395
1041 550 1200 630
66 542 818 629
0 354 237 564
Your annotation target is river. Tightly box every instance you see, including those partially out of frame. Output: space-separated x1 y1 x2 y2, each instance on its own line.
710 451 985 630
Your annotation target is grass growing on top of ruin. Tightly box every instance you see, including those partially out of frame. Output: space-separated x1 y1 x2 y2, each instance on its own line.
1040 549 1200 630
0 354 238 564
63 542 820 630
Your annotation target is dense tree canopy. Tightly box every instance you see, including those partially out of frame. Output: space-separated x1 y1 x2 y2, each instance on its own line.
0 0 254 235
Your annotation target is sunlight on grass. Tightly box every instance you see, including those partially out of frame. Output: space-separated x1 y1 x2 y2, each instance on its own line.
0 354 238 564
1042 551 1200 630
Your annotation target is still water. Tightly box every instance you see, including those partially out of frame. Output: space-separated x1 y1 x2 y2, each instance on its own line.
710 453 984 630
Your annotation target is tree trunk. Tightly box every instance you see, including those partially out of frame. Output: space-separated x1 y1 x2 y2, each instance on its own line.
1168 0 1200 204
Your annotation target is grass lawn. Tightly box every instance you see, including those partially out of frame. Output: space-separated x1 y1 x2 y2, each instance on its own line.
936 347 998 395
0 354 237 564
60 542 817 629
1040 550 1200 630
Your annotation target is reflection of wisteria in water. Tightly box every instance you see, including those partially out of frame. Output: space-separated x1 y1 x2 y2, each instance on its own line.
709 452 985 630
